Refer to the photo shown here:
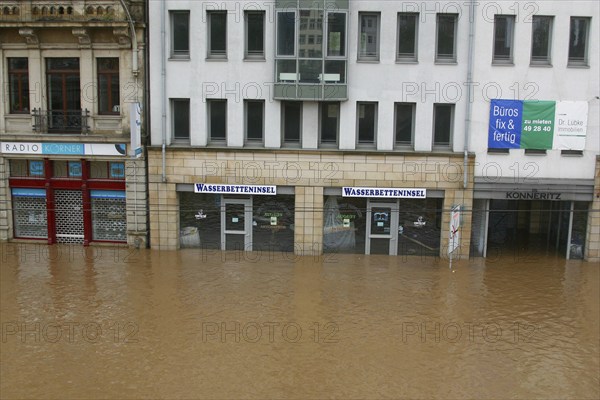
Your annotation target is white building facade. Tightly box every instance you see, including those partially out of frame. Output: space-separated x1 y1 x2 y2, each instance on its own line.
147 0 599 261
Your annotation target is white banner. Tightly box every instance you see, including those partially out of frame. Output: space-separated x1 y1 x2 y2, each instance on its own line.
554 101 588 150
130 102 142 157
1 142 126 156
194 183 276 195
342 187 426 199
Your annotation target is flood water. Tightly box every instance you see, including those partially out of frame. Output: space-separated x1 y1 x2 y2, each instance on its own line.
1 243 598 399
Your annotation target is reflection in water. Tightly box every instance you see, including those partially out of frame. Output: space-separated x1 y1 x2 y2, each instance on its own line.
1 244 598 399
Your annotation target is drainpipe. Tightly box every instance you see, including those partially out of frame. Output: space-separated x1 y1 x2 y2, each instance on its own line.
118 0 139 77
463 0 477 189
160 0 167 182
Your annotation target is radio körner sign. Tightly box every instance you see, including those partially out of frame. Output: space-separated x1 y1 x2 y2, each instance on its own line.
342 187 426 199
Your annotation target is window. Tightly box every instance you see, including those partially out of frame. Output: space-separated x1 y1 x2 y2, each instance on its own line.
170 11 190 58
9 160 44 178
531 16 553 65
97 58 120 114
282 101 302 146
397 13 418 62
433 104 454 148
568 17 590 66
436 14 457 62
245 11 265 59
245 100 264 144
358 13 380 61
208 11 227 59
357 102 377 146
327 13 346 57
320 102 340 147
52 161 82 178
277 11 296 56
493 15 515 63
395 103 415 147
208 99 227 142
46 58 81 133
171 99 190 140
8 58 29 113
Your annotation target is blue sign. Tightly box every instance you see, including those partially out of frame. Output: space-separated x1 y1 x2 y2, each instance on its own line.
110 162 125 179
29 160 44 177
12 188 46 198
488 99 523 149
90 190 126 199
42 143 84 155
69 161 82 177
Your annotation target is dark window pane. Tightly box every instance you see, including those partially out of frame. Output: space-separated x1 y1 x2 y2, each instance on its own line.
283 102 301 143
327 13 346 57
324 60 346 83
532 16 552 61
8 57 29 113
395 103 414 145
97 58 119 114
172 12 190 54
246 12 264 56
246 101 263 141
277 12 295 56
358 103 376 144
398 13 417 58
173 99 190 139
494 16 514 61
434 104 453 146
299 10 323 58
569 18 589 63
320 103 339 144
359 14 379 58
437 15 456 59
209 100 226 140
46 58 80 120
209 12 227 55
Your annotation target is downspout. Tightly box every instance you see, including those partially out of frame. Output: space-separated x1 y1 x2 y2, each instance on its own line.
118 0 139 77
463 0 476 189
161 0 167 182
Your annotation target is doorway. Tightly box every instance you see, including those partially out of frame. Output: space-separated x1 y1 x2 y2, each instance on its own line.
220 198 252 251
365 200 399 255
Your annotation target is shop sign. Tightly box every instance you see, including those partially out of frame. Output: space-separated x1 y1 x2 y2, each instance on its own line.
1 142 127 156
342 187 427 199
505 191 562 200
194 183 277 195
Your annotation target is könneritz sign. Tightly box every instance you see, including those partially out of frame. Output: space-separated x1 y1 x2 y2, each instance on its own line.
343 187 427 199
506 191 562 200
194 183 276 195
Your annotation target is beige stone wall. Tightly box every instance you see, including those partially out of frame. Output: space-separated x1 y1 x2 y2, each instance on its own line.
148 148 475 257
0 157 12 241
585 157 600 262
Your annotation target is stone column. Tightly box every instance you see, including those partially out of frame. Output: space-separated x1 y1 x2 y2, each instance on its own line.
0 157 12 240
585 157 600 262
294 186 324 256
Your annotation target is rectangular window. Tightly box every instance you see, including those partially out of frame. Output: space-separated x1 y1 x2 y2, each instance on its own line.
397 13 418 61
97 58 120 114
493 15 515 63
327 13 346 57
8 57 29 113
277 11 296 56
568 17 590 66
357 102 377 146
208 11 227 59
282 101 302 146
433 104 454 148
395 103 415 147
9 160 44 178
170 11 190 58
320 102 340 147
208 99 227 142
358 13 380 61
245 100 264 144
46 58 81 133
436 14 457 62
531 16 553 65
172 99 190 140
245 11 265 59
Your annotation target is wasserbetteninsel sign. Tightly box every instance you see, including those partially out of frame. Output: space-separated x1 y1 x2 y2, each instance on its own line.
342 187 427 198
488 100 588 150
194 183 276 195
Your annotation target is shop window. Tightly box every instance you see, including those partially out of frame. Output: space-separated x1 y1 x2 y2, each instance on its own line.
436 14 457 63
245 11 265 59
568 17 590 66
12 188 48 239
570 202 589 259
91 190 127 242
395 103 415 147
531 16 553 65
357 102 377 146
207 11 227 59
179 192 222 249
397 13 418 62
433 104 454 149
90 161 109 179
282 101 301 146
358 13 380 61
252 195 295 252
323 196 367 254
170 11 190 59
9 160 44 178
493 15 515 64
52 161 82 178
97 58 120 114
8 57 29 114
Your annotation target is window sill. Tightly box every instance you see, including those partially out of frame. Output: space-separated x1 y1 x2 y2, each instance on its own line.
487 148 509 154
530 61 552 67
561 150 584 156
567 63 590 69
243 57 266 62
396 58 418 64
394 145 414 151
434 60 457 65
357 58 380 63
356 143 376 149
491 61 514 66
524 149 547 155
6 113 31 118
169 56 190 61
206 57 228 62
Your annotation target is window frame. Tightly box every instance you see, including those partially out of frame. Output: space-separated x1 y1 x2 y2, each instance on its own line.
276 10 297 58
97 58 120 115
397 12 419 62
207 11 227 60
281 101 302 147
170 10 190 59
530 15 553 66
394 102 416 148
568 17 591 67
319 102 340 148
171 98 190 141
8 57 30 114
244 11 265 60
356 102 378 147
244 99 265 146
435 14 458 63
358 12 380 62
432 103 454 149
492 15 516 64
207 99 227 144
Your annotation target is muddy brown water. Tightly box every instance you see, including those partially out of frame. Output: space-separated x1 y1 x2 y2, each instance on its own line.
1 244 598 399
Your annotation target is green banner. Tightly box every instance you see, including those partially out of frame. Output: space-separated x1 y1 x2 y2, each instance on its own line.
521 101 555 150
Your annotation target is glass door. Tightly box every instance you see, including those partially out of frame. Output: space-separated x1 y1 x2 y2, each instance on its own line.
221 198 252 251
365 200 399 255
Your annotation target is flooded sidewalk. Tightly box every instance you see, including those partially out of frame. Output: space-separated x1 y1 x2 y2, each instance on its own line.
1 243 599 399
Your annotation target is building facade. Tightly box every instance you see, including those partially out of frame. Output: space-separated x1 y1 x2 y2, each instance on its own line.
144 1 598 261
0 1 148 246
